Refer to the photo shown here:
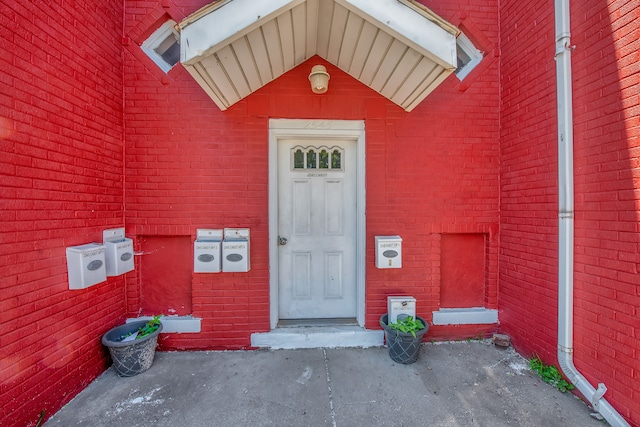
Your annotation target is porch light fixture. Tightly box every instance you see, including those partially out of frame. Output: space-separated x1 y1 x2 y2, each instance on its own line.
309 65 330 94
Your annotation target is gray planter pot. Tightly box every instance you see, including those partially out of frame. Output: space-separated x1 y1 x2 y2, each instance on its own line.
102 320 162 377
380 314 428 364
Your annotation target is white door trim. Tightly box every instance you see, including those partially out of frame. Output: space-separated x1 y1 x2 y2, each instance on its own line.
269 119 366 329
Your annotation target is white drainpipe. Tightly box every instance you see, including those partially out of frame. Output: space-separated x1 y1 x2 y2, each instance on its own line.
554 1 630 426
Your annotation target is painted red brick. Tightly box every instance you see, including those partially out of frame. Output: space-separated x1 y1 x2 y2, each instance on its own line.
440 234 487 308
499 0 639 425
122 0 500 351
3 0 637 426
1 1 127 426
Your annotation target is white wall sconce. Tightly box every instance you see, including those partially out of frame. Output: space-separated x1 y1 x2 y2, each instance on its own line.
309 65 330 94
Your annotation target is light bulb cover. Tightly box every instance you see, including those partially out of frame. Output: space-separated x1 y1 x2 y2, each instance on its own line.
309 65 330 94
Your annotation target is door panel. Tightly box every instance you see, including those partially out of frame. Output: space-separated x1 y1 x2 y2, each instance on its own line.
292 252 311 298
278 139 357 319
325 180 343 234
292 180 311 235
324 252 343 298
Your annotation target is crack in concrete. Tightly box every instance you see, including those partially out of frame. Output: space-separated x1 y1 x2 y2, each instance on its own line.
322 348 337 427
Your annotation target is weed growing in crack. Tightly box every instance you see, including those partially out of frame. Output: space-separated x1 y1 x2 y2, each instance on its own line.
529 355 575 393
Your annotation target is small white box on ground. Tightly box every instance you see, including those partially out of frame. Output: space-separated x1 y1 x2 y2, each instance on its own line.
103 228 134 276
66 243 107 290
222 228 250 272
388 296 416 323
194 229 223 273
375 236 402 268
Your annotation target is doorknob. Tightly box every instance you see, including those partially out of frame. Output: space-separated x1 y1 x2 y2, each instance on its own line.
278 236 288 246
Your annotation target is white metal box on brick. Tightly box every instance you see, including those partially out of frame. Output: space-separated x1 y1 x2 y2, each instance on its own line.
194 229 222 273
387 296 416 323
222 228 250 272
375 236 402 268
66 243 107 290
103 228 134 276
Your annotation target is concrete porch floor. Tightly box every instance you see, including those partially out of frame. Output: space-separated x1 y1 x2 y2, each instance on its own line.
45 341 603 427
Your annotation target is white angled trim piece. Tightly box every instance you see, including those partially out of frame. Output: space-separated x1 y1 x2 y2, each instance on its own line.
179 0 302 64
432 308 498 326
339 0 457 68
141 20 180 73
455 32 483 80
127 316 202 333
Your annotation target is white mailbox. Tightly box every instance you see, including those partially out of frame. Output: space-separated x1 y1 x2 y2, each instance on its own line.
194 229 222 273
103 228 134 276
66 243 107 290
375 236 402 268
222 228 250 272
388 296 416 323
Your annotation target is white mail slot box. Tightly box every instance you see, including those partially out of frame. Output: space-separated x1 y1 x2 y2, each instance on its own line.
388 296 416 323
375 236 402 269
103 228 134 276
194 229 222 273
104 239 134 276
66 243 107 290
222 228 250 272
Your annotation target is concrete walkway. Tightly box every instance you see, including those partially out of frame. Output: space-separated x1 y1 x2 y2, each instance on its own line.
45 341 603 427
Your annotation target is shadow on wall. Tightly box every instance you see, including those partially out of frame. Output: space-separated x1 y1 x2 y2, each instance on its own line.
570 0 639 421
498 0 638 424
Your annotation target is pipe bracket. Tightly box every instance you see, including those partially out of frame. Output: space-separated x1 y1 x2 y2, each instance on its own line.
554 40 575 60
592 383 607 411
558 344 573 354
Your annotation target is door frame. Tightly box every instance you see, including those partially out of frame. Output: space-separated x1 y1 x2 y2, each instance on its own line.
268 119 366 329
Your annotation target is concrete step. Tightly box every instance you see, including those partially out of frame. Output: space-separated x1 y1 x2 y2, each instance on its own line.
251 326 384 349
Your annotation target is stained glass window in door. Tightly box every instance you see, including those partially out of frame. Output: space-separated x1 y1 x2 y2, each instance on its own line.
293 149 304 169
291 146 344 171
319 150 329 169
331 150 341 169
306 150 317 169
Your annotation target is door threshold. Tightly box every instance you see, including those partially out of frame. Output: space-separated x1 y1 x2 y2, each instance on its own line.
278 318 358 328
251 324 383 349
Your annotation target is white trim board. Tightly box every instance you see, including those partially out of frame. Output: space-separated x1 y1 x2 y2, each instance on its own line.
431 308 498 326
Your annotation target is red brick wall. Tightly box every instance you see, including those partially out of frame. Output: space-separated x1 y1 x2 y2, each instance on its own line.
441 234 487 307
123 0 500 350
2 0 636 424
0 1 126 426
499 0 559 364
499 0 639 424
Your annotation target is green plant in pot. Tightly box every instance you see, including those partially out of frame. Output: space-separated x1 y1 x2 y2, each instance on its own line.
380 314 428 364
102 315 163 377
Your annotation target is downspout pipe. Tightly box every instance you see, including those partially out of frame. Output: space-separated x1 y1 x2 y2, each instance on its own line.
554 1 630 426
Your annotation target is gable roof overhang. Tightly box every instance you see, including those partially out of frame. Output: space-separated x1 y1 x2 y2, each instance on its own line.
178 0 459 112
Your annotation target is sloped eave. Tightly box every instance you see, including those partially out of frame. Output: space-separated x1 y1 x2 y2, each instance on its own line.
178 0 459 111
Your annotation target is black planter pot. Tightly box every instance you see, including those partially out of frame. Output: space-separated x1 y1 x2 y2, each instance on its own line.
102 320 162 377
380 314 429 364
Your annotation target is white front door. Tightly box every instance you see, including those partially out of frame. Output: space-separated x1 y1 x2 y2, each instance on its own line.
277 138 357 320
